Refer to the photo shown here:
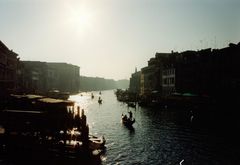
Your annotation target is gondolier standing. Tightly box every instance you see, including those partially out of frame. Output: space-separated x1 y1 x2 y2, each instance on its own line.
128 111 133 119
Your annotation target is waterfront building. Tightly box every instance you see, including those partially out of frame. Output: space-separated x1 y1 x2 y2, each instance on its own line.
20 61 48 94
175 50 199 94
129 68 141 94
140 53 169 96
209 43 240 98
80 76 116 91
46 63 80 94
140 71 144 96
0 41 19 96
132 42 240 100
161 53 177 96
162 67 175 96
140 57 161 96
140 65 156 96
175 43 240 98
155 52 173 96
19 61 80 94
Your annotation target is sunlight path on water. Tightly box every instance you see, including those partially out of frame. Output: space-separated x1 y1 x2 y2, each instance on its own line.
68 90 238 165
69 92 95 113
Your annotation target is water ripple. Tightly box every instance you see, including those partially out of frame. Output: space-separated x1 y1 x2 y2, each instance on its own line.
68 90 239 165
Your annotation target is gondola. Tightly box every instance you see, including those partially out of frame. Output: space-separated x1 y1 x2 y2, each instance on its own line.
98 97 102 104
121 114 135 127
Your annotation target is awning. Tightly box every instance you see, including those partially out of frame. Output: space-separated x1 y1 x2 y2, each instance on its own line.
182 93 197 97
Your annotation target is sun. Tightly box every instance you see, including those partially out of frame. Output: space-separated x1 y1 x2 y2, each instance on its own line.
65 3 95 33
70 7 92 28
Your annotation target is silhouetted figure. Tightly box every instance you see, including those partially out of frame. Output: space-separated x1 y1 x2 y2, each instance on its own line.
75 106 81 129
190 115 194 122
128 111 133 119
98 97 102 104
77 106 80 116
189 110 194 123
80 109 89 150
81 124 89 151
81 109 86 127
75 142 81 153
122 114 127 120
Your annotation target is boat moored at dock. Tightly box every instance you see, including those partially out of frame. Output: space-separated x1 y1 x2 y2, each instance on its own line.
0 94 106 162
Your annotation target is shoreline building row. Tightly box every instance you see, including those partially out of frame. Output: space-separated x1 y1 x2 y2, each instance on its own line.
129 42 240 100
0 40 80 97
0 41 19 97
18 61 80 94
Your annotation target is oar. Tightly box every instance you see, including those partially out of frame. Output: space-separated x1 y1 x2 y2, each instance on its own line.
135 119 140 126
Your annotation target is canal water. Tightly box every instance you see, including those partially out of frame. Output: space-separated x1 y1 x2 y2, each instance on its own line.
69 90 239 165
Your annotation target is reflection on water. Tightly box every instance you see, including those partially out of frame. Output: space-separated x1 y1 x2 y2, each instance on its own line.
1 90 239 164
69 90 240 165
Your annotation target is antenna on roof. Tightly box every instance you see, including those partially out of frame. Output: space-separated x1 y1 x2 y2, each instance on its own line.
214 36 217 49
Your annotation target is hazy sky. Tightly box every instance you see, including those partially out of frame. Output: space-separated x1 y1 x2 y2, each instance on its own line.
1 0 239 80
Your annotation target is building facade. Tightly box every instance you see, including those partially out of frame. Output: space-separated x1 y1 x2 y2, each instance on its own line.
20 61 48 94
131 42 240 99
0 41 19 96
19 61 80 94
129 69 141 94
46 63 80 93
162 68 175 96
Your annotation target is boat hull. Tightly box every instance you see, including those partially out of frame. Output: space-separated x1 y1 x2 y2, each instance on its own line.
121 118 135 127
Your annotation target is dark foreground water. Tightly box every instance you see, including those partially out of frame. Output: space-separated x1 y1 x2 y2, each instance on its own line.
69 90 240 165
1 90 239 165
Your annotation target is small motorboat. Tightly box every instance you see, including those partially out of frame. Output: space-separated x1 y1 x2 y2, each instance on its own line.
88 135 106 150
50 131 105 158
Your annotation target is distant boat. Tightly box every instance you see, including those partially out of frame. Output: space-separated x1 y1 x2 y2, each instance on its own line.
127 102 136 108
98 97 102 104
47 90 70 100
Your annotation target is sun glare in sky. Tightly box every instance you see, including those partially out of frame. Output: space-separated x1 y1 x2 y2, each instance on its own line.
0 0 239 80
65 2 95 34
